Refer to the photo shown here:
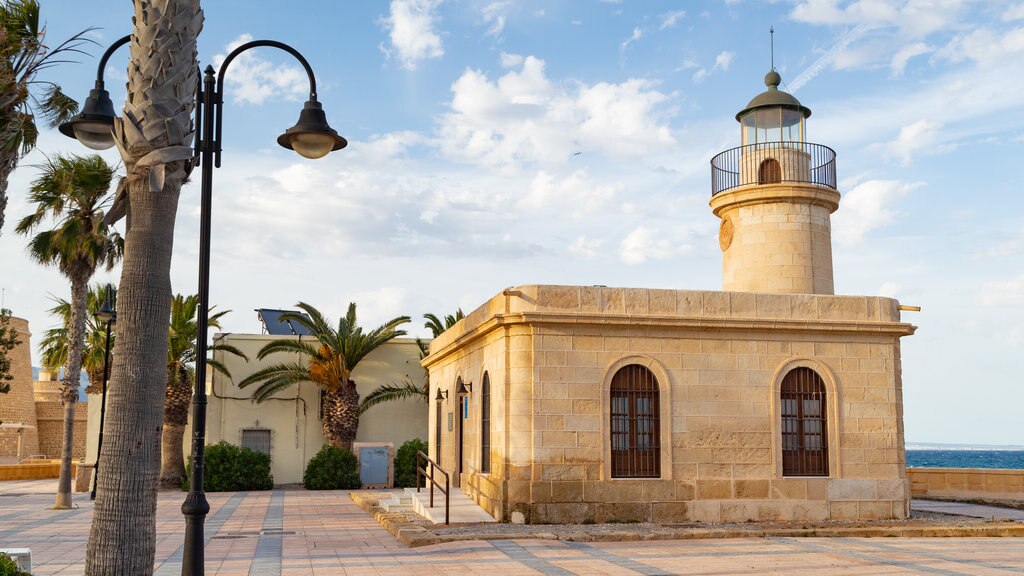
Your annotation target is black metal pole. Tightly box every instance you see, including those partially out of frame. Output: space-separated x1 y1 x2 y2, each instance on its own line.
90 316 113 500
181 65 216 576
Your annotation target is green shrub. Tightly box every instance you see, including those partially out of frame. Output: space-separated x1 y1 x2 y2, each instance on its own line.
183 441 273 492
394 438 428 488
303 444 360 490
0 553 30 576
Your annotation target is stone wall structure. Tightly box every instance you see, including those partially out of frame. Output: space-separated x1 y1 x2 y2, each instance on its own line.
423 285 916 523
0 316 38 461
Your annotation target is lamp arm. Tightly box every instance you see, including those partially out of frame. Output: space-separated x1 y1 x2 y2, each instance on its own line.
95 35 132 88
211 40 318 167
214 39 318 100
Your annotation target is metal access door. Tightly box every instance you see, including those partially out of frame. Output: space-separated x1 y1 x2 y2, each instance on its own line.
358 445 390 487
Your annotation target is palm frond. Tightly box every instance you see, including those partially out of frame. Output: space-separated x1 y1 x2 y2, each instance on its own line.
359 380 427 414
39 84 78 129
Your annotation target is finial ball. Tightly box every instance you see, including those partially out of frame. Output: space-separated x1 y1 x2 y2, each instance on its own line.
765 70 781 88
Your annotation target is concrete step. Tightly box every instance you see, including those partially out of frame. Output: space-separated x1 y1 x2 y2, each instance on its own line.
405 486 497 524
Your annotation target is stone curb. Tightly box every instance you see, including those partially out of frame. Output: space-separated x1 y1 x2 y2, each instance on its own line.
350 493 1024 548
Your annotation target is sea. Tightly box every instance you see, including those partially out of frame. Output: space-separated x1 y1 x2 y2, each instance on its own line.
906 449 1024 469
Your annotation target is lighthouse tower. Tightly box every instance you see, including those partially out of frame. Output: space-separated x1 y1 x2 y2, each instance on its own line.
710 68 840 295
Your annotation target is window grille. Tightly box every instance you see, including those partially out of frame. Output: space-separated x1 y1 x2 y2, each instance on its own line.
241 428 271 456
435 399 443 462
481 372 491 474
781 367 829 476
610 364 661 478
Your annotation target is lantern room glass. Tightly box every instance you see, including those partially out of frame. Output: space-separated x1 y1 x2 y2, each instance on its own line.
740 108 805 146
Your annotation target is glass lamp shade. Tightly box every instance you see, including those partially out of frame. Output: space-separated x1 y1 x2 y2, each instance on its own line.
289 132 338 159
95 307 114 324
72 121 116 150
277 100 347 159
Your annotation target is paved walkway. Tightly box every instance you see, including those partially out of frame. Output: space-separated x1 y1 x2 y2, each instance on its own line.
912 499 1024 521
1 480 1023 575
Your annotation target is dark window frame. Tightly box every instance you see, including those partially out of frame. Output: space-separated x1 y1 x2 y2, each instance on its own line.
780 367 829 477
610 364 661 479
481 372 491 474
759 157 782 184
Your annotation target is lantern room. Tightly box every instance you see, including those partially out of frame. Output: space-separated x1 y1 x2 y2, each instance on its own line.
737 70 811 146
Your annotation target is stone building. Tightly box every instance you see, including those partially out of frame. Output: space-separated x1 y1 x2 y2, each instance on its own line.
422 69 917 524
0 316 87 463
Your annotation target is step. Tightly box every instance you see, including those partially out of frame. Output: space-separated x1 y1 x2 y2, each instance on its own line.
405 486 497 524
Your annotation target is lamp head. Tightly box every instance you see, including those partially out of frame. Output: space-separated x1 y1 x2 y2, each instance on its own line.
94 284 116 324
457 381 472 398
277 99 347 159
434 388 448 403
59 85 117 150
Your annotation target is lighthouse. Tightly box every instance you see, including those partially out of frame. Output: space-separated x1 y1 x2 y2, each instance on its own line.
710 68 840 295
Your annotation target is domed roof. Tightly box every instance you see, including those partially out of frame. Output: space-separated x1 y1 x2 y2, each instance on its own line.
735 70 811 121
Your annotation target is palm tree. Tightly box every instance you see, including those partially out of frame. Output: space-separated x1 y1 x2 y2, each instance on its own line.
0 307 19 394
360 309 463 413
38 283 117 393
239 302 410 451
15 153 121 510
0 0 89 235
424 308 464 338
85 1 201 572
160 294 246 488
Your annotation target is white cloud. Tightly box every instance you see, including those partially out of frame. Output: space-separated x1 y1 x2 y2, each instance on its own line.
691 68 707 83
213 34 308 105
568 236 604 260
520 170 620 216
620 27 643 64
438 55 675 169
500 52 524 68
659 10 686 30
1005 4 1024 21
937 26 1024 67
713 51 734 72
890 42 930 75
832 180 920 245
883 119 944 165
380 0 445 70
877 281 903 298
788 23 872 92
981 274 1024 306
482 2 511 37
619 225 673 265
791 0 965 37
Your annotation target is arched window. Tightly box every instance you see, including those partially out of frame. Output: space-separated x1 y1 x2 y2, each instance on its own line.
480 372 491 474
759 158 781 184
610 364 661 478
781 367 828 476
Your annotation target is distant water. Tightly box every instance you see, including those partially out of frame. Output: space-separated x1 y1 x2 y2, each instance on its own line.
906 449 1024 469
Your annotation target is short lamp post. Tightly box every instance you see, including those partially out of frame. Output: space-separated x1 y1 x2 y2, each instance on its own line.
91 284 115 501
61 35 347 576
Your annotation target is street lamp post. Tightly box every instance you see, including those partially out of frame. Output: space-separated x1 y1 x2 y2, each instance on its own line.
61 36 346 576
91 284 115 501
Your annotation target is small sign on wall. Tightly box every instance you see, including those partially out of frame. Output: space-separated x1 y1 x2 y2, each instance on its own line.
463 399 469 419
447 411 453 431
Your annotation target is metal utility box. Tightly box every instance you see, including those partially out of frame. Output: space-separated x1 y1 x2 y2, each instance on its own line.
353 442 394 489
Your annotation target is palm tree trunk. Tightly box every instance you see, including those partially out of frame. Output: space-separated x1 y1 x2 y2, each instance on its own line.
86 2 201 571
54 276 87 509
0 154 13 236
322 382 360 452
160 371 192 488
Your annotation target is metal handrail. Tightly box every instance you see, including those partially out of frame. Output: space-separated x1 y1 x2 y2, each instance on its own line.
710 141 837 196
415 450 450 525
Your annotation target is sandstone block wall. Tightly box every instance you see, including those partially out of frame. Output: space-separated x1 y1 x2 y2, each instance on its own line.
711 184 840 295
425 285 916 524
35 401 87 460
0 316 38 461
908 467 1024 501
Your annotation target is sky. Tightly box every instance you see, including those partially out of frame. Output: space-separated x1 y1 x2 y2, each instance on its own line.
1 0 1022 446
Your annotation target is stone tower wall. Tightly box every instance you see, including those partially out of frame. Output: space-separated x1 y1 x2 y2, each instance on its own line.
0 316 39 461
711 183 839 295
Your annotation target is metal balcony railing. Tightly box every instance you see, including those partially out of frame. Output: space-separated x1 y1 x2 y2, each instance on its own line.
710 141 836 196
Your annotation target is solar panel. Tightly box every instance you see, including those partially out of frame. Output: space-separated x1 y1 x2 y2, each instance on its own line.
256 309 313 335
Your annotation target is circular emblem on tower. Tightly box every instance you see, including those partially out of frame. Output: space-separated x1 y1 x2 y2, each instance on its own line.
719 217 734 251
